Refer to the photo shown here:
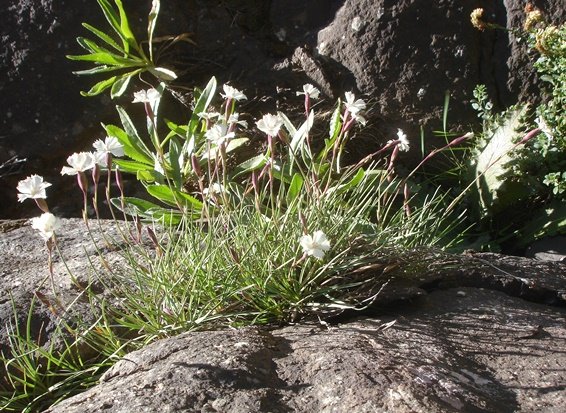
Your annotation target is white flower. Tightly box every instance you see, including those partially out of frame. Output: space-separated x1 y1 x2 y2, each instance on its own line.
396 129 410 152
61 152 96 175
205 124 235 146
221 84 247 101
352 112 367 126
132 88 160 104
535 116 553 140
198 111 221 121
296 84 321 99
92 151 108 167
202 183 226 196
228 113 248 128
256 114 283 136
93 136 125 157
31 212 61 241
17 175 51 202
300 230 331 260
344 91 366 115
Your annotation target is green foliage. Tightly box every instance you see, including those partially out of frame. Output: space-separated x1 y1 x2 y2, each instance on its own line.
67 0 177 97
466 12 566 250
0 298 109 412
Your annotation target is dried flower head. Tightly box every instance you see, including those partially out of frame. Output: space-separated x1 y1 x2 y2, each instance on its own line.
524 8 544 31
470 8 487 31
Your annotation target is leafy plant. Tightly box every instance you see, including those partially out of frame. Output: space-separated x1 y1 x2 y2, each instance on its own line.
67 0 178 97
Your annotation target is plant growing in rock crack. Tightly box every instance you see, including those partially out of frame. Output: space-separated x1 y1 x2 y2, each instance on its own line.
468 6 566 251
2 3 533 412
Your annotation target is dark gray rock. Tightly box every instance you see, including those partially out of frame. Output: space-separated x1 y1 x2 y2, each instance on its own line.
526 236 566 262
3 1 565 219
44 288 566 413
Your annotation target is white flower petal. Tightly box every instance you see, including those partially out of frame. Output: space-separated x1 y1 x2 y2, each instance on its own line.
256 114 283 136
16 175 51 202
31 212 61 240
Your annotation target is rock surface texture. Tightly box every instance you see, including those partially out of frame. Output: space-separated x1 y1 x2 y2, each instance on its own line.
0 219 565 412
2 0 566 218
44 289 566 413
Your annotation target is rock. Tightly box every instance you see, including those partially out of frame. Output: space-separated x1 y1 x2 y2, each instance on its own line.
526 236 566 262
0 218 127 358
44 288 566 413
3 1 565 219
1 219 565 411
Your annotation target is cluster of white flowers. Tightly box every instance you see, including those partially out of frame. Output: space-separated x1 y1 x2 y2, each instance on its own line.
60 136 125 176
132 88 160 104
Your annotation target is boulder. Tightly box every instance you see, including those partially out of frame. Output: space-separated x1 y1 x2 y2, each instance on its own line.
44 288 566 413
2 0 565 219
1 218 565 411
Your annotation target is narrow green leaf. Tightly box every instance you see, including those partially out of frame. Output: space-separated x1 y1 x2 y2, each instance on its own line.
80 76 117 97
114 0 140 54
111 196 163 214
168 138 183 189
67 52 141 66
110 70 138 98
279 111 297 136
116 106 154 159
104 121 153 164
149 66 177 81
225 137 249 153
82 22 125 53
236 154 266 174
148 0 160 61
96 0 128 52
146 185 203 210
287 173 304 204
188 77 217 135
112 158 154 174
